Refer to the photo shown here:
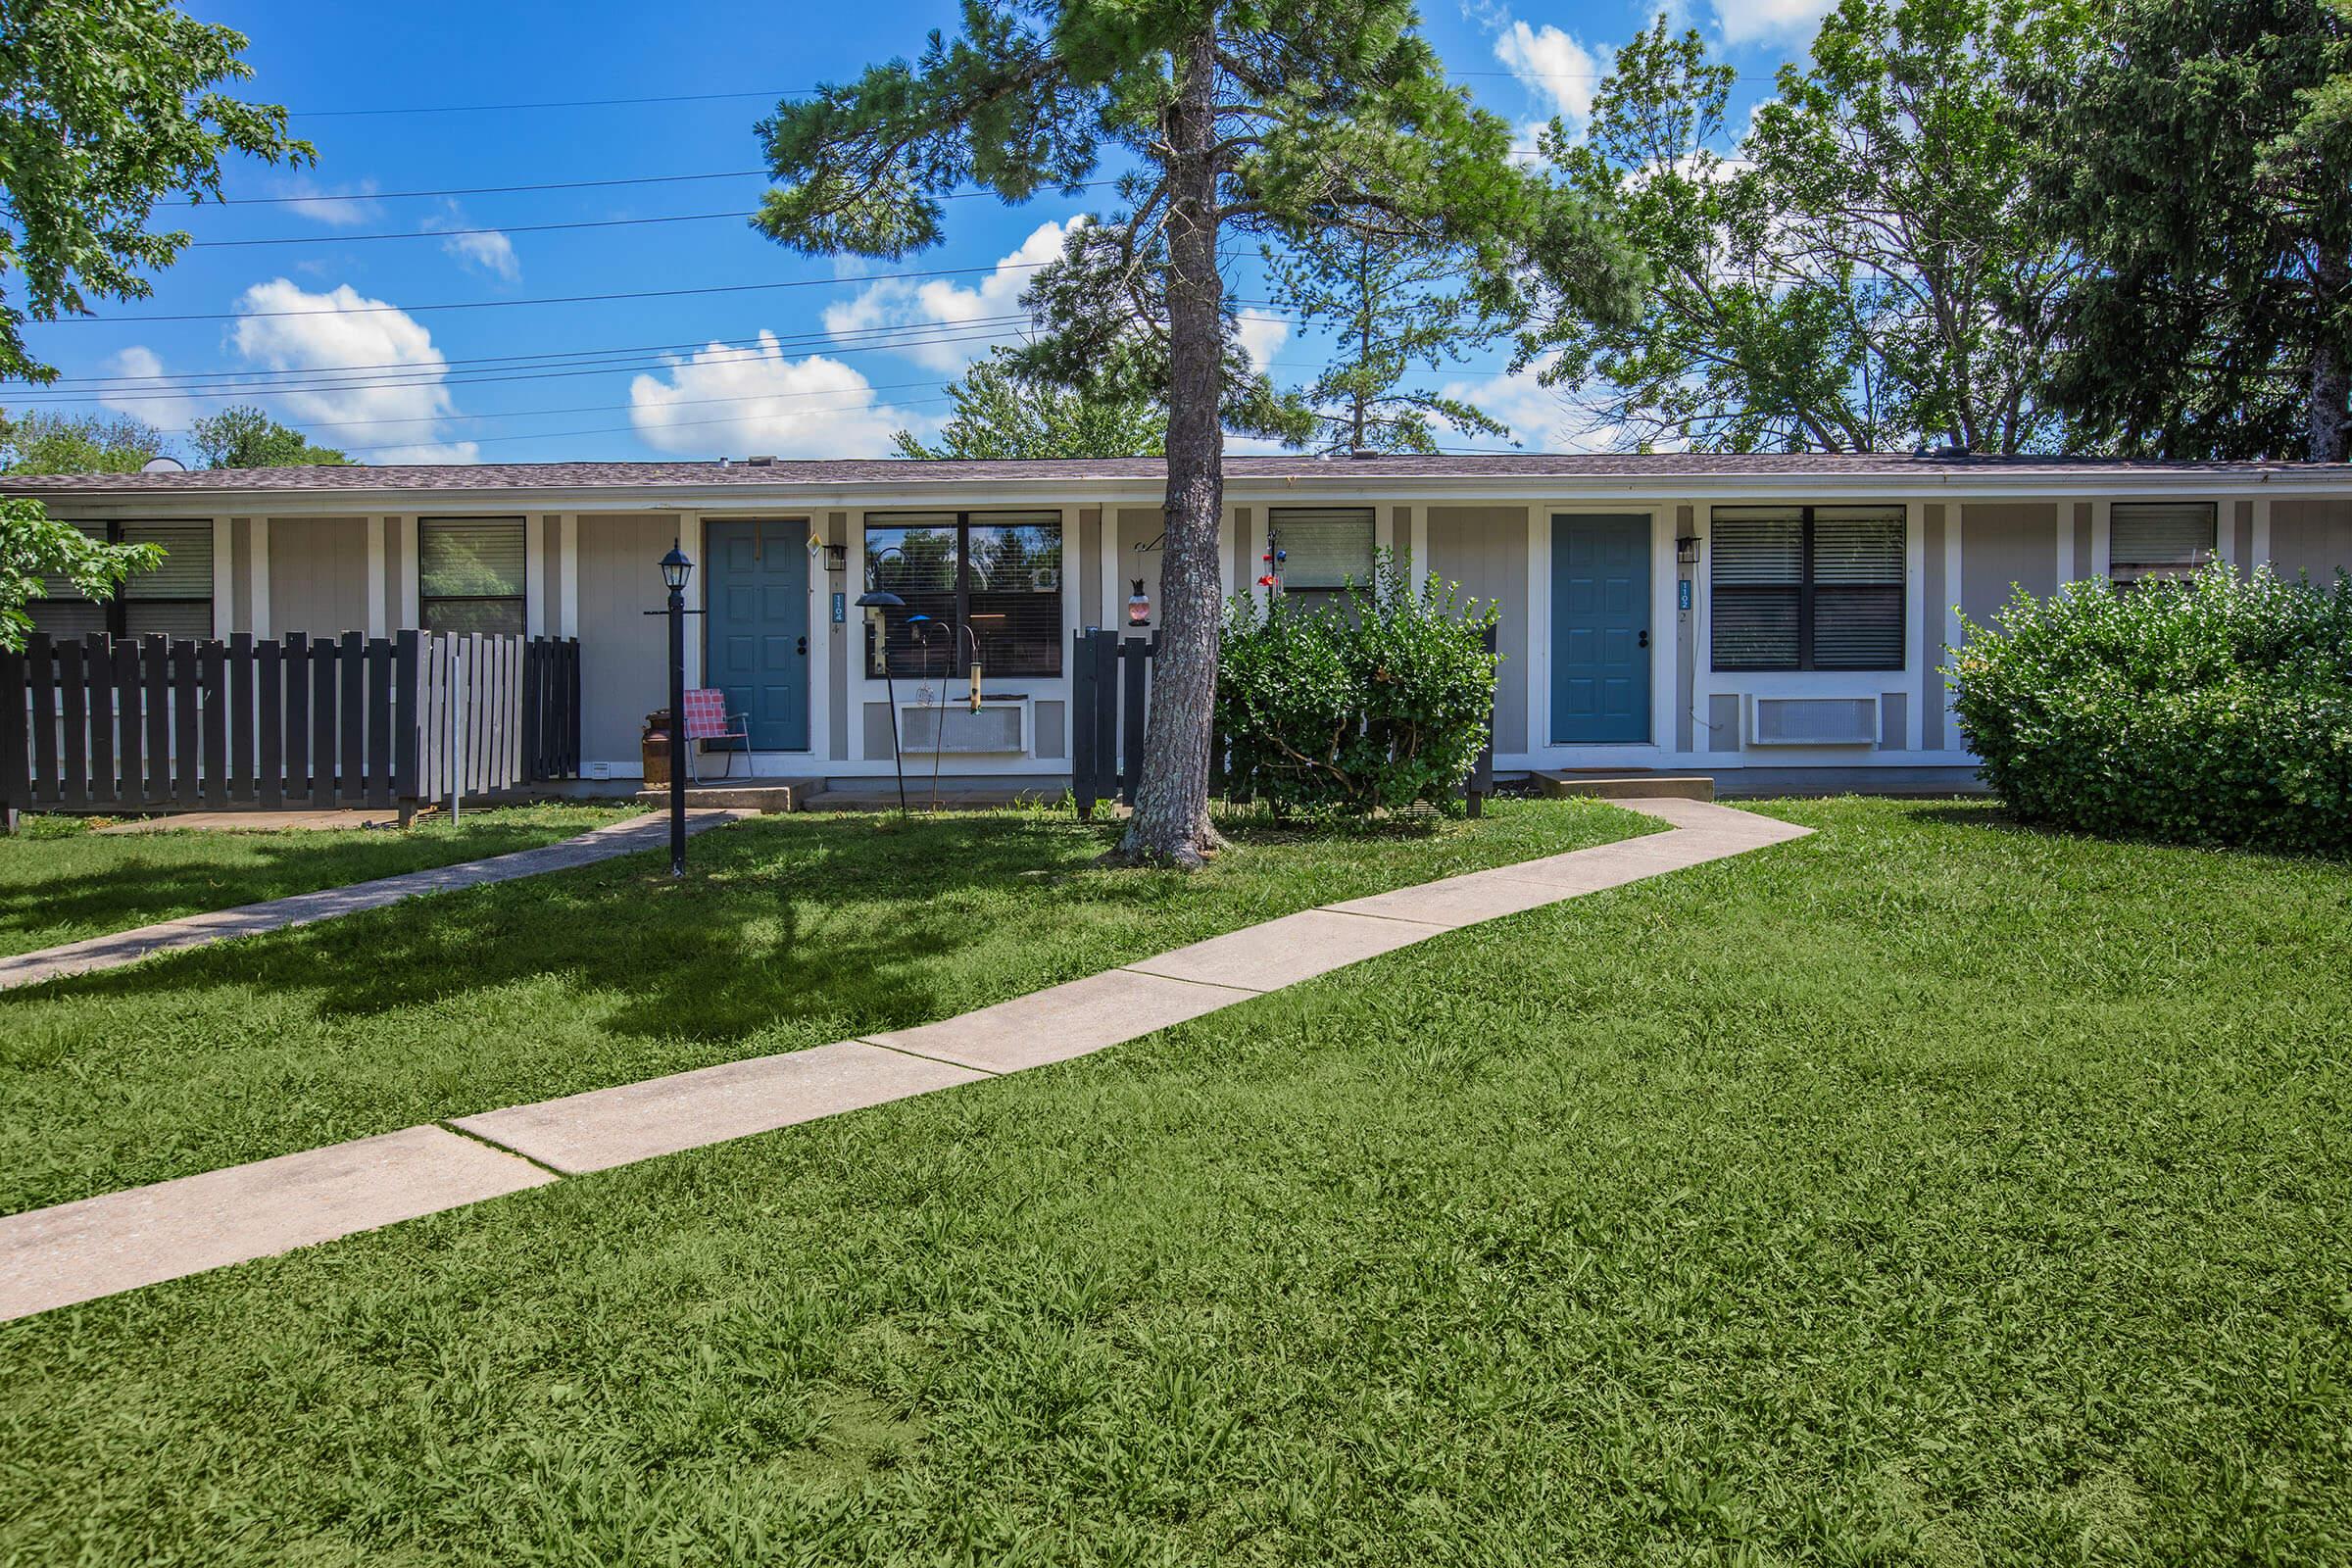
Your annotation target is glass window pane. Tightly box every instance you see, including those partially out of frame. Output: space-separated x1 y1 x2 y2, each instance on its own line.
2110 503 2215 582
28 600 109 639
1710 515 1804 586
1810 511 1904 584
420 517 527 599
1272 508 1375 591
965 517 1061 677
422 598 524 634
1812 586 1905 669
1712 587 1800 669
124 601 215 640
121 523 216 600
864 518 959 677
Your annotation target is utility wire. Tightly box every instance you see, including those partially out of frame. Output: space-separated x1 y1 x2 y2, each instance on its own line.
189 209 760 248
35 261 1061 325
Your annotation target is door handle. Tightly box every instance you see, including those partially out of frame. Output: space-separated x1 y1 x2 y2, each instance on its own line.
1638 628 1650 649
797 635 808 656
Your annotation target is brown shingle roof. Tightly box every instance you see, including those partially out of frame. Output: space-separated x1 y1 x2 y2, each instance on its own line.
5 452 2344 494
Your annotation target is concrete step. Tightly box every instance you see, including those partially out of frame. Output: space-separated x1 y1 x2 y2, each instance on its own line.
630 781 816 813
1533 771 1716 803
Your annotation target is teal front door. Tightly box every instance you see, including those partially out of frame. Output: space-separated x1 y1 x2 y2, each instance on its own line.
704 520 809 752
1550 514 1651 744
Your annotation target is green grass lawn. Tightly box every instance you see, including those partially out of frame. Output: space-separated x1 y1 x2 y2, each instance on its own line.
2 799 2346 1564
0 803 634 958
0 797 1647 1216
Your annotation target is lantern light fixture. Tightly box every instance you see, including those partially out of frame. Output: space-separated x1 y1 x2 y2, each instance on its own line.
660 545 694 593
1676 534 1701 567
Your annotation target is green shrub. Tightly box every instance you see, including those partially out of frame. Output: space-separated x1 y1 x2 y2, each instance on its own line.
1217 551 1502 819
1951 564 2352 854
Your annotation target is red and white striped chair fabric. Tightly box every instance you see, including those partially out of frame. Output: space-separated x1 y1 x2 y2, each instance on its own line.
680 688 750 780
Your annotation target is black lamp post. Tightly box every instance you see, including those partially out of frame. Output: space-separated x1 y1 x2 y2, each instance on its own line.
855 582 908 814
660 544 693 875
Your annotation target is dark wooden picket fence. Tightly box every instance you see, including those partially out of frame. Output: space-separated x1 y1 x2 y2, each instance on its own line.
1 630 581 821
1069 623 1498 819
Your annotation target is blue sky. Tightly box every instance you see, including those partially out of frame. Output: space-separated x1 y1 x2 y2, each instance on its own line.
18 0 1831 464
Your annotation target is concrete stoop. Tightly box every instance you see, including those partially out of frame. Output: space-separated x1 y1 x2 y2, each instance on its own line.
630 781 818 813
1533 770 1716 803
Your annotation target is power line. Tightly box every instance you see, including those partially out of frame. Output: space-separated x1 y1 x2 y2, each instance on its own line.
175 170 769 206
289 88 813 119
36 261 1061 326
190 209 760 249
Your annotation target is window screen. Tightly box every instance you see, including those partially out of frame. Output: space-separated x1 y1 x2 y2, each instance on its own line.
420 516 527 633
28 518 214 640
864 512 1061 678
2110 503 2215 586
1272 508 1375 608
1711 506 1904 671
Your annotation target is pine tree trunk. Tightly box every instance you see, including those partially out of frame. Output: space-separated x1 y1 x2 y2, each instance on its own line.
1116 27 1225 867
2311 248 2350 464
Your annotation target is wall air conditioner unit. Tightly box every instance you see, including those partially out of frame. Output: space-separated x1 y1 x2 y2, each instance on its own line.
900 700 1029 755
1747 696 1879 747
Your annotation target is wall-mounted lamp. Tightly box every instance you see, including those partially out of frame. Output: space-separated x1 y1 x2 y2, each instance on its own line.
1676 534 1701 567
821 543 849 574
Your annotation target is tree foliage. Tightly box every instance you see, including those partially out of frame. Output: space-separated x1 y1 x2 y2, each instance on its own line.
892 350 1164 459
1218 551 1501 818
1265 233 1510 454
189 405 352 468
0 496 162 652
2038 0 2352 461
0 0 310 384
0 409 171 474
754 0 1637 864
1542 2 2081 453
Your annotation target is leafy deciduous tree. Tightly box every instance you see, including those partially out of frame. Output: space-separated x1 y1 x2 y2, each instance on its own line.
188 405 353 468
0 496 162 652
754 0 1636 862
1543 2 2080 454
892 349 1165 459
0 409 171 475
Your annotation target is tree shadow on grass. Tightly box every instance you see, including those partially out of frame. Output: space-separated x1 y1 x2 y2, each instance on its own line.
12 813 1155 1048
0 824 604 957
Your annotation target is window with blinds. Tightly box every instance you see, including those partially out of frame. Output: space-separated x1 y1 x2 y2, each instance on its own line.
28 519 215 640
1711 506 1904 671
420 516 527 633
1271 507 1375 610
864 511 1061 678
2109 502 2215 586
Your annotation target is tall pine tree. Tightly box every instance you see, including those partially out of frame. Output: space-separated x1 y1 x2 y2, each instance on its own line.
753 1 1637 864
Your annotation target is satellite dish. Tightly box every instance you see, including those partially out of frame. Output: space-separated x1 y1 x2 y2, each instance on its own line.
139 456 186 473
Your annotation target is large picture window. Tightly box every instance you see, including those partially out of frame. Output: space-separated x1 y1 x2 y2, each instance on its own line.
29 519 214 640
420 516 527 633
1711 506 1905 671
864 511 1062 678
2109 502 2215 586
1271 507 1375 611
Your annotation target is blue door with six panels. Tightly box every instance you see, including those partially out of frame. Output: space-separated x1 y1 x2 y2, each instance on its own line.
703 520 808 753
1550 513 1650 744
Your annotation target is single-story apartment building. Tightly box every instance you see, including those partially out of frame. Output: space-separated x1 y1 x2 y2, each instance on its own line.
12 453 2352 791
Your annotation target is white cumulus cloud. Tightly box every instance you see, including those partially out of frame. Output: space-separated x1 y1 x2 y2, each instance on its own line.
628 333 928 459
1234 310 1289 373
96 345 210 431
1494 19 1602 126
274 176 381 228
1437 358 1645 454
1711 0 1835 46
822 218 1077 371
423 202 519 281
227 278 478 463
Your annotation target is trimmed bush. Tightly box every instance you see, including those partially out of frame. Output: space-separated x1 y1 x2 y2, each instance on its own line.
1951 564 2352 855
1217 551 1501 819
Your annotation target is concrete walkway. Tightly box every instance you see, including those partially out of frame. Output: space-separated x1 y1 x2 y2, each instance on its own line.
0 809 757 993
0 798 1809 1320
